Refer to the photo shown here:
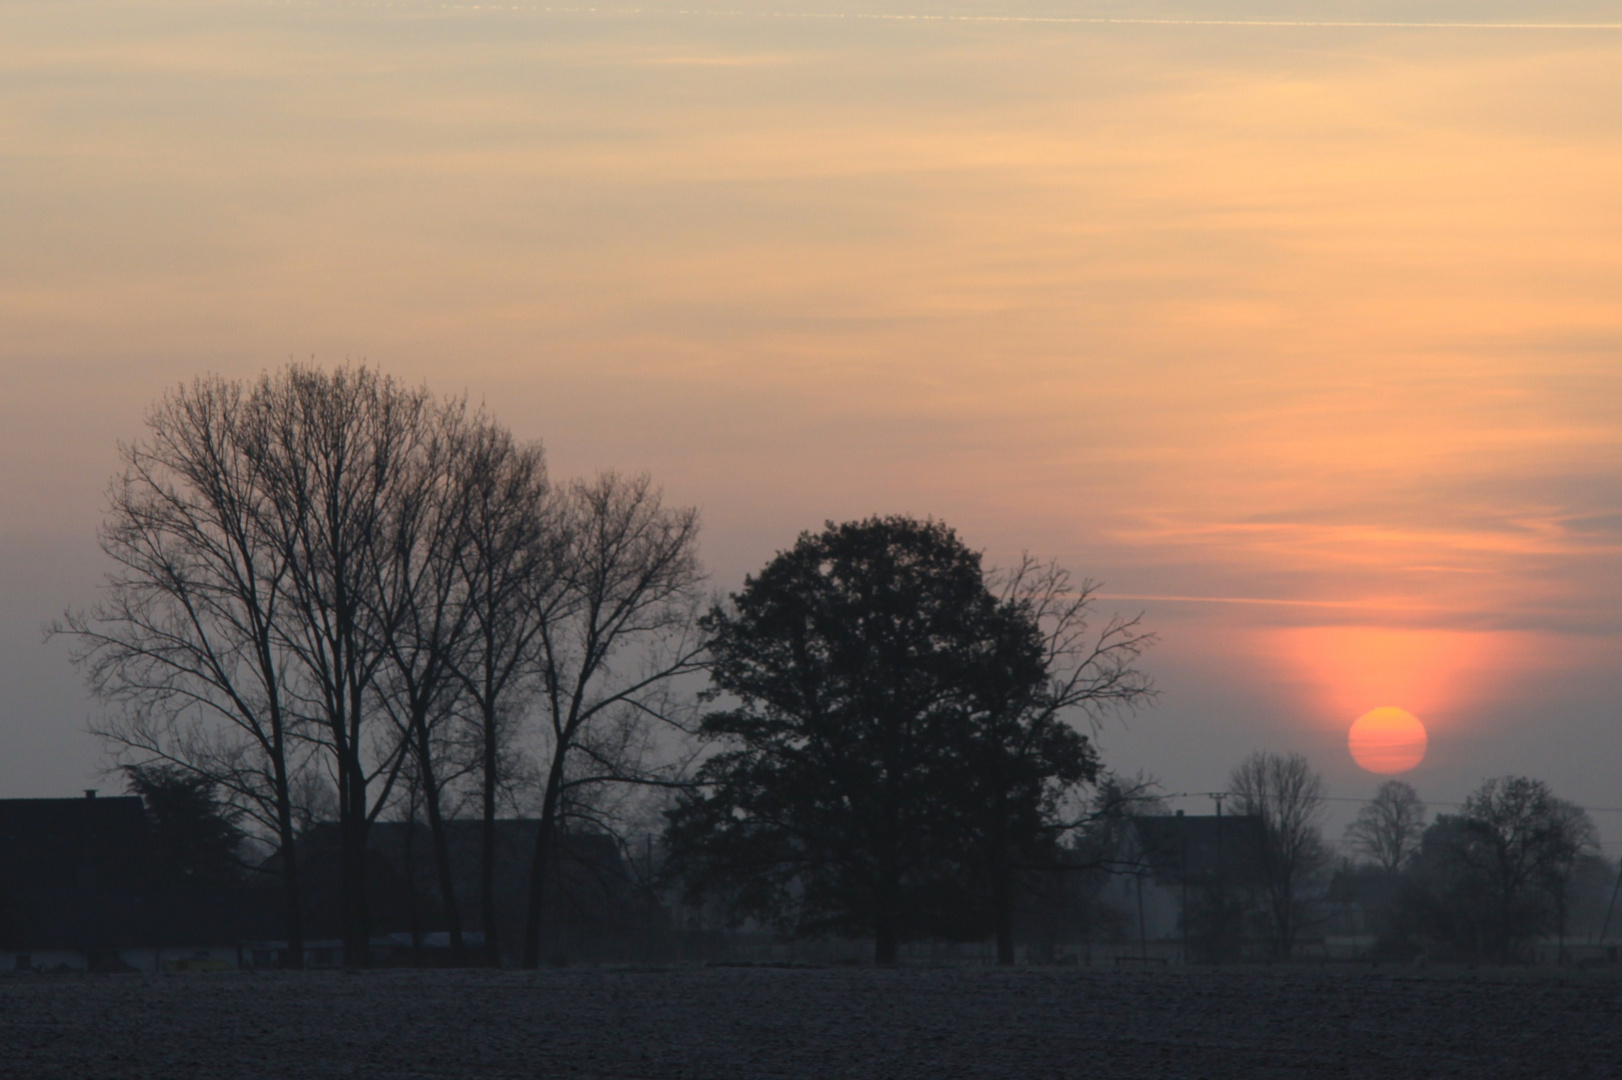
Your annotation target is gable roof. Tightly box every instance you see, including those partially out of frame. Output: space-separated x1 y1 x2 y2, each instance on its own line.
1129 813 1268 884
0 796 152 892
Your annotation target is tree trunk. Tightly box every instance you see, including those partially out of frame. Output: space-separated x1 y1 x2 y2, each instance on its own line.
340 739 371 969
991 802 1015 967
417 723 466 966
271 739 305 970
480 705 501 967
874 847 900 966
276 825 305 970
521 765 566 969
404 812 426 967
874 915 899 966
994 867 1016 966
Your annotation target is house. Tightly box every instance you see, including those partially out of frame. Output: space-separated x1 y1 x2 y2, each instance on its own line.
1093 812 1268 963
0 793 281 972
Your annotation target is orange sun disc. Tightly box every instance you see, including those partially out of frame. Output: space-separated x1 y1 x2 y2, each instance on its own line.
1348 707 1427 774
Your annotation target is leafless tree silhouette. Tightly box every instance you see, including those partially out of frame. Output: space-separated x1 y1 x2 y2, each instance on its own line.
1344 779 1427 874
57 376 312 965
519 473 705 969
1229 751 1329 959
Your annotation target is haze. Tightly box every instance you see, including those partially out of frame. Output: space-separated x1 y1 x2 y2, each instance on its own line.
2 0 1619 839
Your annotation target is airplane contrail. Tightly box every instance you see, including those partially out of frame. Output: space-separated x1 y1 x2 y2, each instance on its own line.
418 5 1622 31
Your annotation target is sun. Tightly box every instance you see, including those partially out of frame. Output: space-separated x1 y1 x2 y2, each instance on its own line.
1348 706 1427 774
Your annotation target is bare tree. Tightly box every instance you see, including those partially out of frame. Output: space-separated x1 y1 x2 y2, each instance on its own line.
1442 776 1599 962
520 472 705 969
441 422 564 966
1229 751 1329 959
971 558 1157 964
62 365 703 972
254 366 440 965
1539 797 1599 964
365 402 485 965
55 376 309 967
1344 780 1427 874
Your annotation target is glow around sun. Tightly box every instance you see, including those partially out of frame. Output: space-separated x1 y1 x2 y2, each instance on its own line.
1348 706 1428 774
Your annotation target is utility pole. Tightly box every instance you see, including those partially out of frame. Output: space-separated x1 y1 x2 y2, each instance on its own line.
1211 792 1228 962
1177 809 1188 965
1600 858 1622 954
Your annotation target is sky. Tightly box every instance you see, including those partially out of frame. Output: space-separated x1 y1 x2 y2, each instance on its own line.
2 0 1620 845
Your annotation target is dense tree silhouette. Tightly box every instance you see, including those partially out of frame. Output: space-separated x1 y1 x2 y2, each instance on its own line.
1395 776 1598 962
665 517 1151 964
125 764 245 886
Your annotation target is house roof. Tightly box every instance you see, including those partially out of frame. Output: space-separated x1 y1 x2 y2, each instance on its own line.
1129 814 1267 883
0 796 151 892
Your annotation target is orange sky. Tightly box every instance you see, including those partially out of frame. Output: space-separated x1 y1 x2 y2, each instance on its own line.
2 1 1620 824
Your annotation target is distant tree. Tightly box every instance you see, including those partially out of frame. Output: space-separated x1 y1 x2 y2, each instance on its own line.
1229 751 1329 959
665 517 1151 965
1345 780 1427 874
1537 797 1600 963
1042 775 1170 958
1395 776 1598 962
1459 777 1596 962
125 764 245 886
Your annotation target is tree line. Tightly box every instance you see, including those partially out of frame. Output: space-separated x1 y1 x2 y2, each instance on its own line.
59 364 1158 968
1202 753 1610 963
60 363 1607 969
59 366 705 967
1344 775 1608 962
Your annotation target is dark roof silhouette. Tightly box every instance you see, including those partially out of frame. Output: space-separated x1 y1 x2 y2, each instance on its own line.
1129 814 1267 884
0 795 284 952
0 796 151 891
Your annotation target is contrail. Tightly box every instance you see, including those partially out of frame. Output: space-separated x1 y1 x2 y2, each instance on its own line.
419 5 1622 31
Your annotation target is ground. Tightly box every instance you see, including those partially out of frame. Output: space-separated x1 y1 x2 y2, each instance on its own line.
3 965 1618 1079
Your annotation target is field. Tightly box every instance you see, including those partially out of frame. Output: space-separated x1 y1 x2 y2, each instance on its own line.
3 965 1619 1079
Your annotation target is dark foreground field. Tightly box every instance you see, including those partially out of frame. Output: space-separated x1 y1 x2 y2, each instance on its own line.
3 965 1619 1079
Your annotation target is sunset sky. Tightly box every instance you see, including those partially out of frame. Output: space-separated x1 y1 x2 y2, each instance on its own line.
2 0 1619 842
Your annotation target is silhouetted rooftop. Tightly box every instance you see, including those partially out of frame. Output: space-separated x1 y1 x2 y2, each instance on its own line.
1129 814 1267 883
0 795 151 891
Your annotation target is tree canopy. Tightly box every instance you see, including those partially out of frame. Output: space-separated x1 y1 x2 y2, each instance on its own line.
59 364 702 968
1392 775 1599 962
665 516 1152 964
125 764 244 886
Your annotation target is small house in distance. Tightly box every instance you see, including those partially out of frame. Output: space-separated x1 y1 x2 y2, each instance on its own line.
1095 812 1268 964
0 792 278 972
